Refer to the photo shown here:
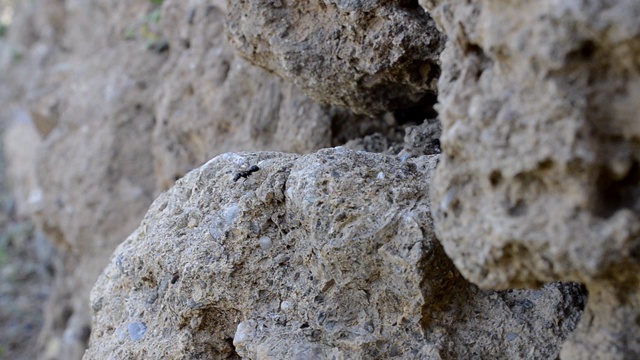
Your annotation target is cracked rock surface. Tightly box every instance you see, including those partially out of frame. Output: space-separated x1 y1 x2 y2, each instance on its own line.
85 149 585 359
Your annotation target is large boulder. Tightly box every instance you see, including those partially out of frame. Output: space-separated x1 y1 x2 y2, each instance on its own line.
226 0 446 115
421 0 640 358
85 149 585 359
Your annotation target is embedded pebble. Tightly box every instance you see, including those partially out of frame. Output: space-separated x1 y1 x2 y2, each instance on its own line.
259 236 273 250
441 187 458 211
127 322 147 341
223 205 239 225
280 300 293 311
233 320 256 347
398 150 412 162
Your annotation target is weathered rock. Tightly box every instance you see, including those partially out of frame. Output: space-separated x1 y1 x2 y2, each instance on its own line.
85 149 585 359
422 0 640 357
343 132 399 154
402 117 441 157
226 0 446 115
153 0 391 189
1 1 395 358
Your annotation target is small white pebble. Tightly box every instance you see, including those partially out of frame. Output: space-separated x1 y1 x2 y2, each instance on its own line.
233 321 256 347
280 300 293 311
127 322 147 341
377 172 385 180
398 150 412 162
223 205 239 225
259 236 272 250
441 187 458 211
28 188 43 206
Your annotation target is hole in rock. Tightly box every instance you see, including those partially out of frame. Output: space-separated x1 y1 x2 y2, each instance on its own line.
594 160 640 218
397 0 423 12
568 40 597 61
393 92 438 126
489 170 503 187
507 199 528 217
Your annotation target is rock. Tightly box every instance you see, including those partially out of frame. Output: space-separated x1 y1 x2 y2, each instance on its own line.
421 0 640 357
153 0 391 189
343 132 398 154
402 117 441 157
0 1 392 358
226 0 446 115
85 149 585 359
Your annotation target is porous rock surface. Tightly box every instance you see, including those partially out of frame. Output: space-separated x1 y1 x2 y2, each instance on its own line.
226 0 446 115
85 149 585 359
421 0 640 358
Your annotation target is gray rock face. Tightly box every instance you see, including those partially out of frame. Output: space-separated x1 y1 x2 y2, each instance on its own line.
85 149 584 359
421 0 640 358
226 0 446 115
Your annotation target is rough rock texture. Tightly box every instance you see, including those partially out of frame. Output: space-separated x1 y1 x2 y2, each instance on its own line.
226 0 446 115
0 1 393 358
7 0 640 358
85 149 585 359
153 0 391 189
402 118 441 157
421 0 640 358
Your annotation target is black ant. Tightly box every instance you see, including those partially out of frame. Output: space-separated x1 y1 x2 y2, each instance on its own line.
233 165 260 182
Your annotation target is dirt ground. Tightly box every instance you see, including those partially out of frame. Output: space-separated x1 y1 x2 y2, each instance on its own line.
0 127 53 359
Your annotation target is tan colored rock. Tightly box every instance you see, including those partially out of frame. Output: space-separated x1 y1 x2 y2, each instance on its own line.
153 0 389 190
422 0 640 357
85 149 585 359
0 1 391 358
226 0 446 115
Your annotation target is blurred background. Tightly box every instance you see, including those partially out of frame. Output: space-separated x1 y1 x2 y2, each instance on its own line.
1 2 53 359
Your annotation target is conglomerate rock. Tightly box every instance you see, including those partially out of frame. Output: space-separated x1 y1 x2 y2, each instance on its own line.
85 149 585 359
226 0 446 115
4 0 638 358
421 0 640 358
